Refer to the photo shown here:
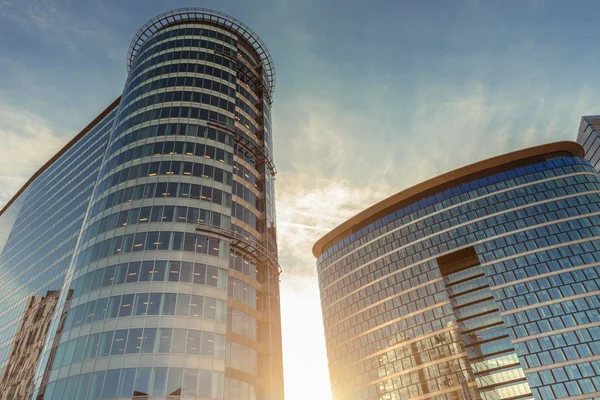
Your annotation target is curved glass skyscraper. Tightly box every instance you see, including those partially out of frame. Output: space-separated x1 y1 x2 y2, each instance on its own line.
314 142 600 400
0 8 283 400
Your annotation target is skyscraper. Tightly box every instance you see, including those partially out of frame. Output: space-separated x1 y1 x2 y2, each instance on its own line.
0 8 283 400
577 115 600 171
314 142 600 400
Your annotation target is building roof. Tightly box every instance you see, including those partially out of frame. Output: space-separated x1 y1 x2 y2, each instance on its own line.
127 8 276 98
312 141 585 258
0 97 121 217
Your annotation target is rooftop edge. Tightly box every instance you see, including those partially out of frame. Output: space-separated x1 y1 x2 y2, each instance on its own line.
312 141 585 258
0 97 121 217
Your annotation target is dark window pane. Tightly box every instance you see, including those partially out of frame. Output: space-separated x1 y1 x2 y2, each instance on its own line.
72 305 85 328
187 207 199 224
91 268 104 290
182 369 197 396
176 294 190 316
126 328 143 354
183 233 196 252
63 376 79 400
166 368 183 396
172 232 183 250
127 208 140 225
168 261 181 282
134 293 149 316
126 262 140 283
138 206 151 223
106 296 121 319
114 263 128 285
180 262 193 283
118 369 136 397
198 370 212 397
193 264 206 284
171 329 187 354
158 231 171 250
187 330 201 355
72 337 87 363
152 367 168 396
98 331 114 357
83 300 97 324
201 331 214 356
102 265 116 287
148 293 162 315
206 265 218 287
204 297 216 319
132 232 146 252
154 261 167 281
196 234 207 254
140 261 154 282
134 367 151 396
74 373 91 400
158 328 173 353
101 369 120 398
150 206 163 222
87 371 105 400
176 206 187 222
190 295 203 318
141 328 157 353
119 294 134 317
84 333 101 360
146 231 159 250
111 330 128 355
162 293 176 315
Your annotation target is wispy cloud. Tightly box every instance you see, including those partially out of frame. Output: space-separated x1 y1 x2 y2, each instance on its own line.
274 80 595 279
0 0 126 59
277 174 393 276
274 95 397 276
0 100 63 206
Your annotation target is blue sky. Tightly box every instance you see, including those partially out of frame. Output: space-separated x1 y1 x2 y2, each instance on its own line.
1 1 600 399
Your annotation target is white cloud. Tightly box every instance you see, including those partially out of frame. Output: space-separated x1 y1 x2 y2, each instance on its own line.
400 82 593 181
274 96 396 276
0 102 63 206
401 84 515 178
273 82 594 280
277 174 393 276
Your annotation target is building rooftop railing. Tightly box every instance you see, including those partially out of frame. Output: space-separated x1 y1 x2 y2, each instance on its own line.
128 8 276 98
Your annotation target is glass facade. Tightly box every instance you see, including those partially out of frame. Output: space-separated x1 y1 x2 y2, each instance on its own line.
314 143 600 400
0 102 118 400
577 115 600 172
0 8 283 400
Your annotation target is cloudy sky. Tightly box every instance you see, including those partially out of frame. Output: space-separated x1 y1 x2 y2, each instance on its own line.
1 0 600 399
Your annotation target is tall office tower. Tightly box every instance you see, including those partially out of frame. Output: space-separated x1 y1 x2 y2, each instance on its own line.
314 142 600 400
577 115 600 171
0 8 283 400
